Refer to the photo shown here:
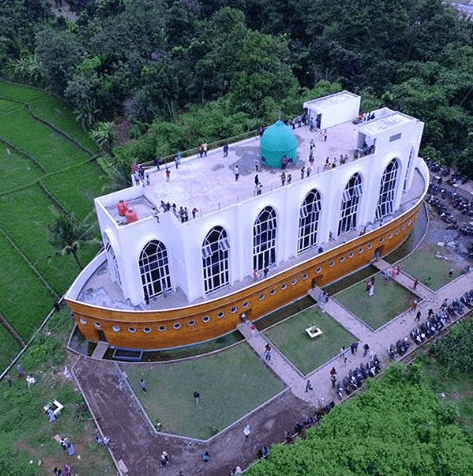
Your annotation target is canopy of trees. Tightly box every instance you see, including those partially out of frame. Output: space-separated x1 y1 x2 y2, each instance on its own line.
1 0 472 174
247 363 473 476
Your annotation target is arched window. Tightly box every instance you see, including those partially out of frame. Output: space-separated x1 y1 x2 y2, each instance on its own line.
403 147 414 191
139 240 171 299
202 226 230 294
376 159 399 220
338 173 362 235
298 189 321 252
253 206 277 271
104 236 121 285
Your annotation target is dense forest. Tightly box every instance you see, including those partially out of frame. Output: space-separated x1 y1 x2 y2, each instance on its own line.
1 0 473 177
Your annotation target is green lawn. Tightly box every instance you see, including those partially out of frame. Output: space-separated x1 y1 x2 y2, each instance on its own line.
333 272 416 329
127 342 285 439
0 98 22 113
264 306 354 375
400 243 465 291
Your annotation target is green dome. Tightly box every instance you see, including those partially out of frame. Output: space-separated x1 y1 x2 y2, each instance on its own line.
260 120 297 168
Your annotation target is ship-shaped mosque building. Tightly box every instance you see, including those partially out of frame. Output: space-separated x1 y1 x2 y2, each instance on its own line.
65 91 428 350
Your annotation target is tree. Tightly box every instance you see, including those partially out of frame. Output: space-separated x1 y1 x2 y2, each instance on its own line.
46 207 98 270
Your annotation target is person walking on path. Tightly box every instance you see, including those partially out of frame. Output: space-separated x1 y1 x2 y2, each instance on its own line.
223 143 229 157
363 343 370 357
415 311 421 322
280 171 286 186
140 379 146 392
330 367 337 377
287 173 292 184
331 374 337 389
243 424 251 440
234 165 239 181
339 346 346 360
160 451 169 467
412 299 418 311
265 343 271 361
413 278 418 290
165 167 171 182
300 167 305 179
305 380 313 392
350 342 358 355
194 391 200 405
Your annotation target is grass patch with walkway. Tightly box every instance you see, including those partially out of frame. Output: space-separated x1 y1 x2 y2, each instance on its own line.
333 273 416 329
400 243 465 291
127 342 285 440
264 306 354 375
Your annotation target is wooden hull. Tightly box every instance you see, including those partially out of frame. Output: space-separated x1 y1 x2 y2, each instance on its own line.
66 202 421 350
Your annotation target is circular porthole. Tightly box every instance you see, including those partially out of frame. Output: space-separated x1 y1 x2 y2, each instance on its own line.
291 278 297 285
188 320 195 326
367 243 373 249
173 323 181 330
143 327 152 333
93 322 102 329
128 327 136 334
395 229 400 235
388 233 393 239
217 312 224 319
79 318 87 325
243 302 249 308
112 325 120 332
281 284 288 290
316 267 322 274
230 307 237 314
379 237 384 244
270 289 276 295
358 247 364 254
259 294 265 300
203 316 211 323
340 256 345 263
348 252 354 258
329 261 335 267
302 273 309 280
158 325 167 332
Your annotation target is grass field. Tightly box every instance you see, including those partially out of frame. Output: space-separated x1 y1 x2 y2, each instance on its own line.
264 306 354 375
0 80 103 363
0 233 56 339
0 327 21 374
333 272 416 329
0 309 116 476
127 342 285 439
29 95 99 153
400 243 465 291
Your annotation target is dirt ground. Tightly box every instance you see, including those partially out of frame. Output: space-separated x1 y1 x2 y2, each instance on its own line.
71 175 473 476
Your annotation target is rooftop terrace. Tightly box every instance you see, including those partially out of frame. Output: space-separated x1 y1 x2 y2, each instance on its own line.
101 112 408 224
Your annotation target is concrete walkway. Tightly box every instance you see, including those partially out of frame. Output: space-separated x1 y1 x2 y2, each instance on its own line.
239 270 473 411
72 266 473 476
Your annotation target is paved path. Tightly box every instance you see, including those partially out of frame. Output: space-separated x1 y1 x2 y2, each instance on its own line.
239 270 473 413
72 268 473 476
